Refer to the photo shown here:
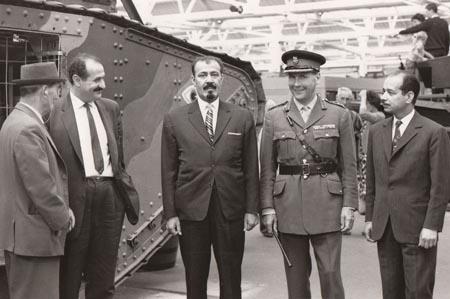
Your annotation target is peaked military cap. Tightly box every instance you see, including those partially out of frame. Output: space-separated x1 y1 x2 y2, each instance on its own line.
282 50 326 73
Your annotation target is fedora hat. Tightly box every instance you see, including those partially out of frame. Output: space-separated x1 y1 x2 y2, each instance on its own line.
13 62 65 86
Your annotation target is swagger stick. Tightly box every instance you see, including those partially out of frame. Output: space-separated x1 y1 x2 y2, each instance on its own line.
273 231 293 268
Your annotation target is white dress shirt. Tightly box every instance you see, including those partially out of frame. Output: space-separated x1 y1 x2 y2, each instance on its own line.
70 92 113 177
392 109 415 140
293 95 318 123
197 97 219 133
21 102 44 124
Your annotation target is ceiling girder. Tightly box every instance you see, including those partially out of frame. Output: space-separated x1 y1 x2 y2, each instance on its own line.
120 0 450 75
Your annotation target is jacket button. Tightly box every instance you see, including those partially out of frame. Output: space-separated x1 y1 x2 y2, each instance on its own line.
303 129 307 133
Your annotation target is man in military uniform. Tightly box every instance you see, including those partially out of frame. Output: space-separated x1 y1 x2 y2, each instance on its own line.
259 50 358 299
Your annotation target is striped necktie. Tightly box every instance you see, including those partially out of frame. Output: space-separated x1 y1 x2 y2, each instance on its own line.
205 105 214 142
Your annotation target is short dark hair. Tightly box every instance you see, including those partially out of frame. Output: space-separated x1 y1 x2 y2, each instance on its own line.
411 13 425 23
390 70 420 105
366 90 383 111
425 3 437 13
68 53 102 84
191 56 224 76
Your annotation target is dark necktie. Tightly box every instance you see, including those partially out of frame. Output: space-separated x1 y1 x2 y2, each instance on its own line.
392 120 402 151
84 103 104 174
205 105 214 142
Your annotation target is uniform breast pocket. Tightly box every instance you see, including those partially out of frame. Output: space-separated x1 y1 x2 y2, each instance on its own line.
273 131 297 163
313 128 339 150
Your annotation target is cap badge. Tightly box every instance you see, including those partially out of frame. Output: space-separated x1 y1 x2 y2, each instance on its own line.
292 56 299 65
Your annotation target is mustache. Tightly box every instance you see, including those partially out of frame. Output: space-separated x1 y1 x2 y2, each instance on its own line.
93 87 103 92
203 83 217 90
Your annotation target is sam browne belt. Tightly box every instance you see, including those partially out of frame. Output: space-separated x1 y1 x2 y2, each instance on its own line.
279 160 337 177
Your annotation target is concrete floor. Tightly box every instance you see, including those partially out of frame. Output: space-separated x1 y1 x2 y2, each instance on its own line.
115 213 450 299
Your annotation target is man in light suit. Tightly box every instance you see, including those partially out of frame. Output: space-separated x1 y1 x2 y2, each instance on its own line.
259 50 357 299
50 53 130 299
364 71 450 299
0 62 74 299
161 55 259 299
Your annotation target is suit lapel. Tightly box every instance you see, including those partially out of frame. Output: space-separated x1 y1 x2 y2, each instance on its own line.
379 118 392 161
188 102 211 144
287 100 306 128
213 101 231 145
390 112 421 159
95 99 118 173
62 94 84 165
305 97 326 128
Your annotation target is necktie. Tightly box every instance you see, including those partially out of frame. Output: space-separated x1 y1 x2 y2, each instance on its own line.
205 105 214 142
392 120 402 151
84 103 104 174
300 106 310 122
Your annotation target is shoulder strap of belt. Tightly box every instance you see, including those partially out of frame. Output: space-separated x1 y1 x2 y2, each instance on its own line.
283 109 323 163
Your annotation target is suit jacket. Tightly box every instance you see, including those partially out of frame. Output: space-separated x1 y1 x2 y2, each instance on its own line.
161 100 259 221
259 97 358 235
49 94 124 238
0 102 70 256
365 111 450 244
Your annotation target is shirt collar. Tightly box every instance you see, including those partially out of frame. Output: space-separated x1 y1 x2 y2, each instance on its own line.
70 91 91 109
394 109 415 127
21 102 44 123
294 94 317 111
197 97 219 111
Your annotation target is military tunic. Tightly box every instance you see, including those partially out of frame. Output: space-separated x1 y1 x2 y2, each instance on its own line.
260 95 358 235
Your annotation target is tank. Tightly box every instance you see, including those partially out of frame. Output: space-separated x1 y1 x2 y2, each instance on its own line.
0 0 266 294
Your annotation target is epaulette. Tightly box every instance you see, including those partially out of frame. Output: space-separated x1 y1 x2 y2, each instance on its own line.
324 98 346 109
268 101 288 111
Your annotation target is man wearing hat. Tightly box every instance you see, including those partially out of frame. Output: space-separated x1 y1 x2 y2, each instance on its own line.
259 50 357 298
0 62 74 299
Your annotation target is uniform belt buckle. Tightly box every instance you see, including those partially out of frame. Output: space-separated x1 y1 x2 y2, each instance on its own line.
301 162 310 179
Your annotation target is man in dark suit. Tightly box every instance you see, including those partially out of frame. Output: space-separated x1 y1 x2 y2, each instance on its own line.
259 50 357 299
50 53 130 299
0 62 74 299
364 71 450 299
161 55 259 299
399 3 449 57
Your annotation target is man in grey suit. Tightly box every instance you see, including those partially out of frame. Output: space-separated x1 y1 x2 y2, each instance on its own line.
161 56 259 299
365 71 450 299
0 62 74 299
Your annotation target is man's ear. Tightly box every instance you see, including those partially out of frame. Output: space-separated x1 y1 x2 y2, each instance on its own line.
72 74 81 87
406 91 415 104
42 85 49 96
315 72 321 80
